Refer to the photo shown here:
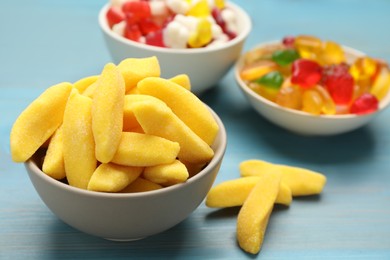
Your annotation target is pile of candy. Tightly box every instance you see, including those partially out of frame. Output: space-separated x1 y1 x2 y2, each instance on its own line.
106 0 238 49
240 35 390 115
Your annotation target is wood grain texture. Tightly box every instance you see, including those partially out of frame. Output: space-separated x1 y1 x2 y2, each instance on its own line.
1 0 390 259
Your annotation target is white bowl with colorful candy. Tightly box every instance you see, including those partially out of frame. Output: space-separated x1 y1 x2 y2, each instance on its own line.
235 35 390 135
99 0 252 94
11 57 227 240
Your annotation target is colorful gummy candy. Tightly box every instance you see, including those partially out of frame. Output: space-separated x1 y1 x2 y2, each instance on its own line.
240 35 390 115
106 0 238 49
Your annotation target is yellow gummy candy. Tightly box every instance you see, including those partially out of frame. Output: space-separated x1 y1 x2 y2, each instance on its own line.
240 160 326 196
42 125 65 180
143 160 189 186
92 63 125 163
63 91 97 189
87 163 143 192
137 77 219 145
73 75 98 93
169 74 191 91
120 177 162 193
132 99 214 164
123 94 161 132
117 56 160 92
111 132 180 167
206 176 292 207
237 172 281 254
10 82 73 162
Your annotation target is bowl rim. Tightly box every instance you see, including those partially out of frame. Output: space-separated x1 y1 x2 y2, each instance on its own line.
235 40 390 120
25 106 227 199
98 1 252 54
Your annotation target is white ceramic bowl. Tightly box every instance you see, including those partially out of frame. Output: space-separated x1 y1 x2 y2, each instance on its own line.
99 2 252 95
25 107 226 241
235 41 390 136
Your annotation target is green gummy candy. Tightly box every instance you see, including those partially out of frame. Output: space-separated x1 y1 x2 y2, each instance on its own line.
255 71 284 89
272 49 300 66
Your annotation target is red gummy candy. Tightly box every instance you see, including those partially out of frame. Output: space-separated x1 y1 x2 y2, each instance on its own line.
282 36 295 48
106 6 125 28
291 59 322 88
145 30 165 47
124 23 142 41
122 1 151 22
350 93 379 115
323 64 354 105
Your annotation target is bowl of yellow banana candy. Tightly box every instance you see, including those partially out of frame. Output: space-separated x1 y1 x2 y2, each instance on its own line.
11 56 227 240
235 35 390 135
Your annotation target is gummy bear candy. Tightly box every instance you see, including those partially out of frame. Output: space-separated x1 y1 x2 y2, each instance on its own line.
350 93 379 115
240 60 277 81
313 85 336 115
291 59 322 88
323 64 354 105
139 18 161 36
370 65 390 101
272 49 300 67
302 89 323 115
256 71 284 89
282 36 295 48
294 35 322 60
319 41 345 66
275 79 303 110
349 57 378 89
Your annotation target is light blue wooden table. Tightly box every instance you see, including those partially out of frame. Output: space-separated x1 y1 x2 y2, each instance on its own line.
1 0 390 259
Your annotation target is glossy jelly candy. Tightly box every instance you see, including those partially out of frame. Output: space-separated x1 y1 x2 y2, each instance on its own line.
240 60 277 81
319 41 345 66
275 81 303 110
272 49 300 67
323 64 354 105
282 36 295 48
124 23 142 41
294 35 322 60
291 59 322 88
256 71 284 89
313 85 336 115
371 66 390 101
350 93 379 115
239 35 389 116
302 89 323 115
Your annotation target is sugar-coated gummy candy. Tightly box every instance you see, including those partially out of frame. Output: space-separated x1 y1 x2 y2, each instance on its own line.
206 176 292 208
137 77 219 146
131 96 214 164
87 163 142 192
236 172 281 254
10 82 73 162
63 91 97 190
111 132 180 167
92 63 125 164
143 159 189 186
